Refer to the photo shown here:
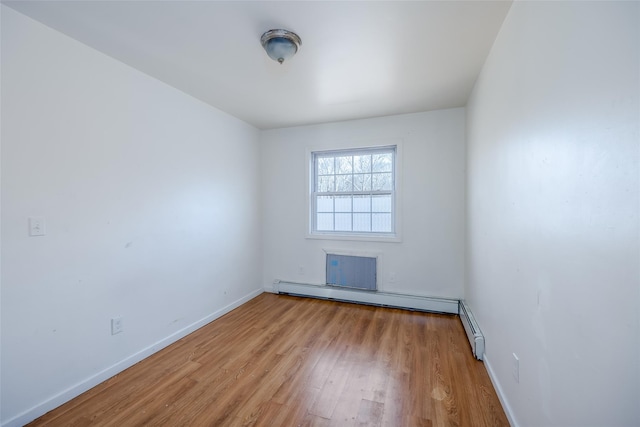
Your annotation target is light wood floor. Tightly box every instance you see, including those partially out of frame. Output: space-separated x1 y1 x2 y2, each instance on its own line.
29 293 509 426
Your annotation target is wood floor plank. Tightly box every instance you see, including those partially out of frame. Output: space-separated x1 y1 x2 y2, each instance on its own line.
27 293 509 427
355 399 384 427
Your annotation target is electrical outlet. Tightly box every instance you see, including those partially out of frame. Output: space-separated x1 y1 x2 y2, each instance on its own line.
512 353 520 383
28 217 46 236
111 317 124 335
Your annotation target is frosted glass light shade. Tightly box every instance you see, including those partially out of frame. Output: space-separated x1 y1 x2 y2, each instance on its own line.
261 29 301 64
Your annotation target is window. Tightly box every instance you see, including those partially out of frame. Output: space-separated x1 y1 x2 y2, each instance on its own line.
311 146 396 236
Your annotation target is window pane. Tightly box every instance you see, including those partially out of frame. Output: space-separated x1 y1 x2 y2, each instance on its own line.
353 173 371 191
335 213 351 231
372 213 392 232
318 176 335 192
336 156 353 174
317 157 334 175
334 196 351 212
353 195 371 212
316 195 333 212
372 195 392 212
353 155 371 173
372 153 393 172
353 214 371 232
336 174 353 192
317 213 333 231
312 147 395 236
372 172 392 191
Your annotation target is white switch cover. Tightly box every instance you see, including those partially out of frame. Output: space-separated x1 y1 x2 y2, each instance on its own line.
111 317 124 335
28 217 46 236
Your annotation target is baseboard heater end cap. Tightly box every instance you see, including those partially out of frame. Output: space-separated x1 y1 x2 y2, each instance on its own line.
459 300 485 361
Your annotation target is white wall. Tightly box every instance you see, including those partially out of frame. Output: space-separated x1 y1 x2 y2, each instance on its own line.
1 6 262 426
466 2 639 426
261 109 466 299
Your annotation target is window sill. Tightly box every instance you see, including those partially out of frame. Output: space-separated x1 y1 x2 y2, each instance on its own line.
306 232 402 243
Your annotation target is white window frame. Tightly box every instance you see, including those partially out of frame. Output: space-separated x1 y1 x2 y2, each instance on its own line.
307 142 402 242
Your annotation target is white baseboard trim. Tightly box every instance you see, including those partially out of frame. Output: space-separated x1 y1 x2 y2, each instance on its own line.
483 354 519 427
274 281 459 314
2 288 264 427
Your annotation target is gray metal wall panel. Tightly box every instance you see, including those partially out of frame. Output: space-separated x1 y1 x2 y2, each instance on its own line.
326 254 377 290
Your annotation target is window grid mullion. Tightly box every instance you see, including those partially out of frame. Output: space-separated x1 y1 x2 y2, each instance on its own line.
313 191 393 197
332 194 336 231
368 154 373 231
332 157 336 230
350 156 354 231
369 181 373 232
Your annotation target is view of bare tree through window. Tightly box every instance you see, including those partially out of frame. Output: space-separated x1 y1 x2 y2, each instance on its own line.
312 147 395 234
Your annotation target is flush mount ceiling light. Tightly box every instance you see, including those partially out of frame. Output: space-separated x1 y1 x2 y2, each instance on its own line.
260 29 302 64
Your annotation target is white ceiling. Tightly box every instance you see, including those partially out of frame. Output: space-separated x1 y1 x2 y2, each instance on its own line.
4 1 512 129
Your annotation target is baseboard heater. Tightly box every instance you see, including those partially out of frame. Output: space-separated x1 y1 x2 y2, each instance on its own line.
274 281 459 314
459 300 485 360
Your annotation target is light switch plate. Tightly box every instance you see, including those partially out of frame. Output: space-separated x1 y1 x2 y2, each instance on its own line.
28 217 46 236
111 317 124 335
